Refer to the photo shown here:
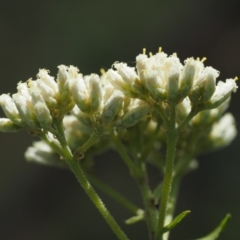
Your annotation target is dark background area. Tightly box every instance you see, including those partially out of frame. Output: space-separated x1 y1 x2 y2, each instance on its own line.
0 0 240 239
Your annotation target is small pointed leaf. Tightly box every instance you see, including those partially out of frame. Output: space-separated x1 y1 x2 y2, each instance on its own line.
160 210 191 234
125 209 144 225
195 214 231 240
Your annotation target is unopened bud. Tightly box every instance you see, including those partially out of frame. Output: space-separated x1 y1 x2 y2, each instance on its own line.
101 91 124 124
0 118 22 132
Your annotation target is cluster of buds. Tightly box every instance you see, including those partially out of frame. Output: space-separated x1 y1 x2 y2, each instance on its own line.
0 48 237 167
69 67 151 131
106 48 237 111
0 67 75 132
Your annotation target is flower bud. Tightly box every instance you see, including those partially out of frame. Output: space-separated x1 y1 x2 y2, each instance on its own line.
30 89 52 128
136 54 148 84
164 56 182 102
143 69 166 100
37 69 58 92
178 58 195 99
210 113 237 148
197 67 219 102
12 93 39 129
204 79 237 109
86 74 102 112
101 91 124 124
25 141 66 168
0 94 22 125
36 79 57 107
70 74 90 113
119 101 151 128
114 63 138 85
106 69 130 94
0 118 22 132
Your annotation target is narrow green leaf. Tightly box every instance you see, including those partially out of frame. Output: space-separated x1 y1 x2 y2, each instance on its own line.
195 214 231 240
160 210 191 234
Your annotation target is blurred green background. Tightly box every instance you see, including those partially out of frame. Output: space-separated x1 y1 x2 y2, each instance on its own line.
0 0 240 239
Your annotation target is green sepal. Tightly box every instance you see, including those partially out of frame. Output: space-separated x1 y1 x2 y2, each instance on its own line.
195 214 231 240
160 210 191 234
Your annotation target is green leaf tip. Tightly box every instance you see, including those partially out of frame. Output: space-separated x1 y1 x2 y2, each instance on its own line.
160 210 191 234
125 209 144 225
195 213 231 240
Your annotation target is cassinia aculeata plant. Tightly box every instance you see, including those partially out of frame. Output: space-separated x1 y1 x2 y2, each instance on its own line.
0 48 237 240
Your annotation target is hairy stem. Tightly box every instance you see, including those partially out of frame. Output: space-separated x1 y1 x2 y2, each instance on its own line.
157 104 178 239
88 174 139 214
66 156 130 240
53 121 129 240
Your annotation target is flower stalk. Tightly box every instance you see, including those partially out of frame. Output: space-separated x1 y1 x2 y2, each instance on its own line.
157 104 178 240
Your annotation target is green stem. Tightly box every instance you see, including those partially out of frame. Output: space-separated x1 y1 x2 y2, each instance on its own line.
74 130 102 158
141 122 161 161
52 121 129 240
65 157 130 240
110 132 142 179
137 164 158 240
53 120 73 158
112 132 158 239
157 104 178 240
177 109 197 133
88 174 139 214
41 133 64 156
154 103 169 127
162 176 181 240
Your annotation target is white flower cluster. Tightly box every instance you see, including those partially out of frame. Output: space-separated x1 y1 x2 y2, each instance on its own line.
0 64 151 133
0 49 237 147
106 49 237 110
0 67 73 131
0 48 236 167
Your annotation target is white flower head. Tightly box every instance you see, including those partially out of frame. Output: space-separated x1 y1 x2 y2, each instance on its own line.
12 92 38 129
84 74 102 112
204 78 238 109
210 113 237 147
0 94 22 125
57 65 69 87
195 66 219 102
70 73 90 113
101 90 124 124
164 55 183 100
30 88 52 128
37 69 58 91
106 69 130 94
118 99 151 128
56 65 75 109
114 62 138 85
178 58 196 97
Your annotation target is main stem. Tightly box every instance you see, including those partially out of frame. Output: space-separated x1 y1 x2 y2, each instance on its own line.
66 158 129 240
157 104 178 239
53 121 129 240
